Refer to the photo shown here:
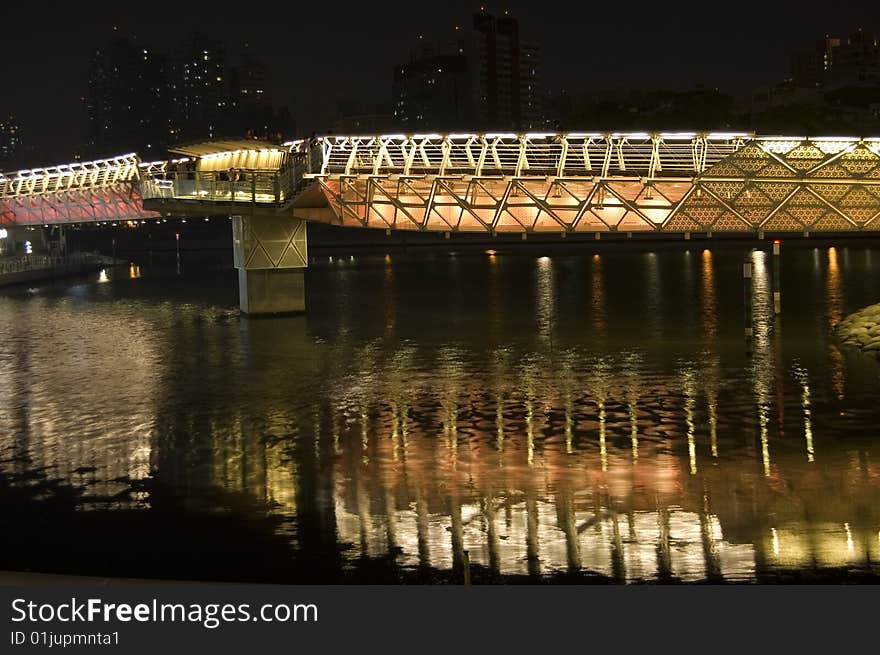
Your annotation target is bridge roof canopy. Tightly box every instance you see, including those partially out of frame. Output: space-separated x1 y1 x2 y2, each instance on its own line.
169 139 284 158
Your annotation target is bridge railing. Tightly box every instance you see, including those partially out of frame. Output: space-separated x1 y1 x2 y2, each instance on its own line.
302 132 752 177
0 154 140 200
140 169 288 204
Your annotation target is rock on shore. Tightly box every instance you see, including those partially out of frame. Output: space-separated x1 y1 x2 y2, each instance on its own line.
836 303 880 355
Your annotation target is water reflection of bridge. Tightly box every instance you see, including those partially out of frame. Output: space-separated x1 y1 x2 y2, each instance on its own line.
2 248 879 581
307 341 880 581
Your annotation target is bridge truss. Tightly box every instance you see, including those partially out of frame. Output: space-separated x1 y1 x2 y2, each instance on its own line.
293 133 880 234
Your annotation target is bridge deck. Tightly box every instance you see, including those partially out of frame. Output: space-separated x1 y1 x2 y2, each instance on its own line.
3 132 880 234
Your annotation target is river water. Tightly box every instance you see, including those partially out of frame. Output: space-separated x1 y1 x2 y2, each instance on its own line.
2 240 880 583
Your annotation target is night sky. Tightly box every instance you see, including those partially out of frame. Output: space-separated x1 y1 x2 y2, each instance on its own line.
1 0 879 164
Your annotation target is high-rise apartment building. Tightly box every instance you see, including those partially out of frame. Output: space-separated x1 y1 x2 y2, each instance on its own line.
228 50 292 139
0 115 21 167
825 29 880 89
85 33 293 156
471 11 542 130
392 10 543 131
237 51 268 101
168 33 233 142
788 30 880 90
393 42 472 130
789 36 840 87
86 37 169 157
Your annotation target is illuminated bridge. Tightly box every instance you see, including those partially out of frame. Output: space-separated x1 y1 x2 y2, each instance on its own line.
3 132 880 313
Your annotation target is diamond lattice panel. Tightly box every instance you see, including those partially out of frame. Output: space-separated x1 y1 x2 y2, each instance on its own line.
755 182 798 202
755 162 797 178
762 211 804 231
783 144 826 171
839 146 880 175
702 161 745 178
664 213 702 231
710 211 751 231
814 212 856 231
808 183 852 203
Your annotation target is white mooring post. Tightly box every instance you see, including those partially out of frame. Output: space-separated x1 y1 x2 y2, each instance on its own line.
743 254 753 345
772 240 781 314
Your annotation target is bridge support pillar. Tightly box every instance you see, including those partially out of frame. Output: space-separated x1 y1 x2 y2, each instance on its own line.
232 214 308 315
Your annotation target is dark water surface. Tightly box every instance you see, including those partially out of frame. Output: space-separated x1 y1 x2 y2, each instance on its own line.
2 241 880 583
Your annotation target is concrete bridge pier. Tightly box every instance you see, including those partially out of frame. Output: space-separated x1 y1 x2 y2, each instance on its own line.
232 213 308 315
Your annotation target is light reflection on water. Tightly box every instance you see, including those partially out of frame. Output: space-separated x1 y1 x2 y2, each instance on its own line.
2 243 880 582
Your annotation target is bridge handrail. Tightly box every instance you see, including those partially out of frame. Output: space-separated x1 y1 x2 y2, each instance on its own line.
0 154 141 200
140 168 288 203
300 132 754 178
16 132 880 211
139 149 314 206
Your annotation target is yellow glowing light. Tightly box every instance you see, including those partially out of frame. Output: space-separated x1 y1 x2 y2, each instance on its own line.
485 249 497 255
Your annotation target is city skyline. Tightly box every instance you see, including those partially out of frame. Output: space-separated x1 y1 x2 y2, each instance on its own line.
85 33 294 159
393 10 543 131
1 0 880 166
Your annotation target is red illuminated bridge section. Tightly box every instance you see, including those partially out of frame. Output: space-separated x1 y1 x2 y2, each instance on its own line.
0 154 161 226
4 133 880 234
